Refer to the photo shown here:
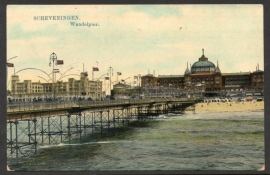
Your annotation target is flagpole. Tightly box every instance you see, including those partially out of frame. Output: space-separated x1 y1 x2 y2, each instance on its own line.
7 56 17 92
108 67 113 96
50 52 57 100
53 58 54 99
92 67 94 80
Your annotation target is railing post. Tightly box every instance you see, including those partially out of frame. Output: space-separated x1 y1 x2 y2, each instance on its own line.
48 117 51 145
100 111 103 135
15 120 18 159
68 114 71 143
33 117 37 154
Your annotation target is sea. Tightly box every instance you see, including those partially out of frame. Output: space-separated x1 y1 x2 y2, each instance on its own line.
8 110 264 171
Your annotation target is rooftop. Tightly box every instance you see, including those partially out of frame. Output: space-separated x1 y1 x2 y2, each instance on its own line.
126 86 141 90
158 75 184 78
253 69 264 73
142 74 154 77
222 72 251 76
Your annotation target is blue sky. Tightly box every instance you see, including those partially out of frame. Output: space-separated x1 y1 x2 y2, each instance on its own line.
7 5 263 88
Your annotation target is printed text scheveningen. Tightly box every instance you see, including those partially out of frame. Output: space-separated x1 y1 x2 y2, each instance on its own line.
33 16 79 20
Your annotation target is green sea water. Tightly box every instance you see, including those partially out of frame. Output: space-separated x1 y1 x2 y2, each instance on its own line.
8 110 264 171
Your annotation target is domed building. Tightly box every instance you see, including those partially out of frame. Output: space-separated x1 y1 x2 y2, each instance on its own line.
184 49 222 91
141 48 263 94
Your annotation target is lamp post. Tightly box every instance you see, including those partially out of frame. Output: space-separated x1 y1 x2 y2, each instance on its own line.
108 67 113 96
49 52 57 100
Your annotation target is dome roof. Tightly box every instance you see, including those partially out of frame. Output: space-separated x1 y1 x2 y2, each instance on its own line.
188 49 221 74
191 60 215 68
190 60 217 74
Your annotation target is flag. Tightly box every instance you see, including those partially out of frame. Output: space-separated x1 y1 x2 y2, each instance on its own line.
57 60 64 65
134 76 138 79
117 72 121 75
93 67 99 71
6 63 14 67
105 77 109 80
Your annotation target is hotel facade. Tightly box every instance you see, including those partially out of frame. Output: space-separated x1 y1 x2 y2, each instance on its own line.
10 72 103 99
141 49 264 91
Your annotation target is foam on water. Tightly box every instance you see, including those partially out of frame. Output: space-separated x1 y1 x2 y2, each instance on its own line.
39 140 134 149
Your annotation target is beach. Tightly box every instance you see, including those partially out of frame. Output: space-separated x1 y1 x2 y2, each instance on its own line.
193 101 264 113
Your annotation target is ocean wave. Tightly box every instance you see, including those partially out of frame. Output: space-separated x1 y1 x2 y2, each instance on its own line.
39 140 133 149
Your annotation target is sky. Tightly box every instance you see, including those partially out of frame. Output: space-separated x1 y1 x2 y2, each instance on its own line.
7 5 263 89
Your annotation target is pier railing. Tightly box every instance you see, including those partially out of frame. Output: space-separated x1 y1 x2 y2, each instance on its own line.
7 97 202 114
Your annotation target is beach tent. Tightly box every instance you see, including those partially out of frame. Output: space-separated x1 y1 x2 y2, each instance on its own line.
246 97 253 101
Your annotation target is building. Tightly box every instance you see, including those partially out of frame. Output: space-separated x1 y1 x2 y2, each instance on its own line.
140 49 264 92
251 66 264 91
221 72 251 91
111 82 130 98
67 72 102 98
111 82 141 99
10 72 103 99
157 75 184 88
141 74 157 87
184 49 222 91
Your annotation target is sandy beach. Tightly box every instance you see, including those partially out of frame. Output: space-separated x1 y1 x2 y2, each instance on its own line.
192 101 264 113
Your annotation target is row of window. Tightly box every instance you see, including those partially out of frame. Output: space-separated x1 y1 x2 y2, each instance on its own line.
225 77 249 80
225 80 250 82
158 79 184 83
191 67 215 72
253 75 263 78
159 82 184 85
192 79 215 82
225 81 249 85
